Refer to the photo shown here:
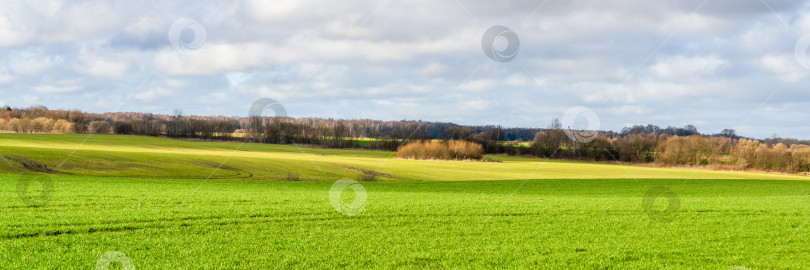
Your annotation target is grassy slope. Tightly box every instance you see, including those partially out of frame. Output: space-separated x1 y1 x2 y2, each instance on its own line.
1 134 809 268
0 133 806 181
0 175 808 269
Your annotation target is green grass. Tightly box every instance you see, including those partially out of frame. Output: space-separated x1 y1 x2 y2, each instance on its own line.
1 133 809 268
1 175 808 269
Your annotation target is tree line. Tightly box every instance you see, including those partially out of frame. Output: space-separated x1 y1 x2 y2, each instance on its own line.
0 106 520 151
528 123 810 174
1 105 808 174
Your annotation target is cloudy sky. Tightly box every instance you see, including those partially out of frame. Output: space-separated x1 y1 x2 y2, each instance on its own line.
1 0 810 139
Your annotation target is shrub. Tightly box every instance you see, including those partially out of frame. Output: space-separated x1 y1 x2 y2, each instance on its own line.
8 118 31 133
31 117 54 132
396 140 483 160
447 140 484 159
52 119 74 133
89 121 111 134
357 172 377 181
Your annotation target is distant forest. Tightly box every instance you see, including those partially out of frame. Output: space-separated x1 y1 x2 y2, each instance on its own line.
2 105 809 174
0 105 559 142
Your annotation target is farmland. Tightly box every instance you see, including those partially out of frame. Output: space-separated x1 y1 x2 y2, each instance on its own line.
1 133 804 181
1 133 809 268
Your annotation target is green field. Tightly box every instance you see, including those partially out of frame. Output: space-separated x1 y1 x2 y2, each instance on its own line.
1 133 809 268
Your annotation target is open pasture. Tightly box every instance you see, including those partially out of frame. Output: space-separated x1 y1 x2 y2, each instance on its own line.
0 134 808 268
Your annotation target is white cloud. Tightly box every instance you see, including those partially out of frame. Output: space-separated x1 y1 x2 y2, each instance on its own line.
503 74 529 87
244 0 311 21
30 84 79 94
165 79 187 89
418 62 448 76
0 67 13 83
22 94 39 104
133 87 174 101
458 79 497 92
657 13 730 36
0 0 65 47
36 1 123 44
650 55 726 79
9 54 59 74
609 105 647 116
75 57 128 79
0 0 809 139
760 54 807 82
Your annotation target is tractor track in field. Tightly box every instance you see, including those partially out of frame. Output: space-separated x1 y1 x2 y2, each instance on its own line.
0 210 581 240
0 212 338 240
0 154 67 174
197 160 254 178
330 163 398 179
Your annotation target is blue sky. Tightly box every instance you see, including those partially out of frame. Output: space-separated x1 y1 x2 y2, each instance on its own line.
1 0 810 139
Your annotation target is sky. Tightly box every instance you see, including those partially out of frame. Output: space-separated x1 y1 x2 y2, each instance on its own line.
1 0 810 139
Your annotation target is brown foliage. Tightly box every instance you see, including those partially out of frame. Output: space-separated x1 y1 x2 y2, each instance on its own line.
730 139 809 172
616 133 660 162
52 119 74 133
655 135 731 166
396 140 484 160
531 129 566 157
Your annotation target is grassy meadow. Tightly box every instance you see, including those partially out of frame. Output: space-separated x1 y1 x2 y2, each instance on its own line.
1 133 809 269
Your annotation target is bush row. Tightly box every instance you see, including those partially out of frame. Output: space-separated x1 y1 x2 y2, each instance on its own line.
396 140 484 160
